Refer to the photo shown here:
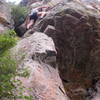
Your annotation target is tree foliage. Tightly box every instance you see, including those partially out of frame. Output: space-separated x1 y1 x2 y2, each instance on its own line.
11 5 28 28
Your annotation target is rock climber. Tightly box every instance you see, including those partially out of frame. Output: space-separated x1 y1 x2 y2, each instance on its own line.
26 6 49 29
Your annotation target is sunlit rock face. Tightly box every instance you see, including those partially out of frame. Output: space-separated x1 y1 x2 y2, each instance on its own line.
11 32 69 100
0 0 13 33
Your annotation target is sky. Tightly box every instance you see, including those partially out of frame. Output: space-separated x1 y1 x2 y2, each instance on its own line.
6 0 22 4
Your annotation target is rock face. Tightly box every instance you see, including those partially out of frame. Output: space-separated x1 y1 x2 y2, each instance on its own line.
11 0 100 99
20 0 66 6
33 1 100 100
11 32 69 100
0 0 13 33
20 0 49 6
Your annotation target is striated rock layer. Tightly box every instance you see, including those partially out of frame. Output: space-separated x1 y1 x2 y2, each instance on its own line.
33 1 100 100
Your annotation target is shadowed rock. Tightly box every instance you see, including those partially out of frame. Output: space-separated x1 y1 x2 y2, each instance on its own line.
34 1 100 100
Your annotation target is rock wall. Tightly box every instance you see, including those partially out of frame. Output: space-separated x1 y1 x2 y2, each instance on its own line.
33 1 100 100
0 0 13 33
11 0 100 100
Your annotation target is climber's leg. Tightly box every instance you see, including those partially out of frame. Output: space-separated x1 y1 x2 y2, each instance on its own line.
25 16 30 27
27 20 34 29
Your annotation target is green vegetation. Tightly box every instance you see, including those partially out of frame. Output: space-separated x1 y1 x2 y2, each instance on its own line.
11 5 28 28
18 67 30 78
0 30 32 100
0 30 17 99
0 30 16 55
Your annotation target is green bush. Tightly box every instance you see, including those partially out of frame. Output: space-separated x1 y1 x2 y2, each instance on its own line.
11 5 28 28
0 30 16 55
0 30 17 99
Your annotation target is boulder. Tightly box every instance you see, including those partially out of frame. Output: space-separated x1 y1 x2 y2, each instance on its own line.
11 0 100 99
0 24 9 34
11 32 69 100
16 23 27 37
0 0 13 33
34 1 100 100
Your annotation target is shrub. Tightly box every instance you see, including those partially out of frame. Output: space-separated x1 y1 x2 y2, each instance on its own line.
0 30 16 55
0 30 17 99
